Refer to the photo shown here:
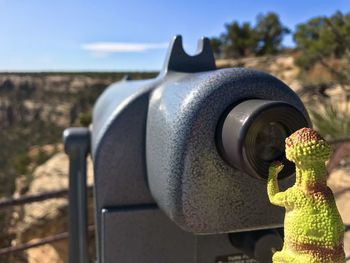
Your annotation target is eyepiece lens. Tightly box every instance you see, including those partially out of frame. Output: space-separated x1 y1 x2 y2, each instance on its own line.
255 122 286 161
219 99 309 179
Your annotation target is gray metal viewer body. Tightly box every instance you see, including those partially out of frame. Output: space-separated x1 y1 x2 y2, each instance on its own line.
64 35 310 263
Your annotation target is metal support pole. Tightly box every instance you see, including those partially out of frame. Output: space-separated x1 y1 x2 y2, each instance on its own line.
64 127 90 263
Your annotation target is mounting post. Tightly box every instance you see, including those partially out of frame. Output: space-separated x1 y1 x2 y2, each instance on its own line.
64 127 90 263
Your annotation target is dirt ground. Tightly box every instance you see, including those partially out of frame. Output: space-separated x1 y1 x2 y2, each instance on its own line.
328 168 350 258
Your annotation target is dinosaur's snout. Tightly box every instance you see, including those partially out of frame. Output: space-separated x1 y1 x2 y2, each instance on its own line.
285 128 331 165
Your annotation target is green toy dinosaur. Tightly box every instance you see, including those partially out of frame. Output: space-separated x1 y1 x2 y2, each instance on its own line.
267 127 345 263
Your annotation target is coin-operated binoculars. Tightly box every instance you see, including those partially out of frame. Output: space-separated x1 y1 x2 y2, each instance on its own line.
64 35 310 263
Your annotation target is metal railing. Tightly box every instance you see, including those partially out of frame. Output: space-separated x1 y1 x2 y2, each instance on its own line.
0 186 93 257
0 226 95 256
0 186 92 210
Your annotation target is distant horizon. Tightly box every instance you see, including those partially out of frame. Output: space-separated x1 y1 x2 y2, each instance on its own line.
0 70 159 73
0 48 294 73
1 0 349 71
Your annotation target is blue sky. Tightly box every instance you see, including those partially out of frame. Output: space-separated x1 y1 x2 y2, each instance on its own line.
0 0 349 72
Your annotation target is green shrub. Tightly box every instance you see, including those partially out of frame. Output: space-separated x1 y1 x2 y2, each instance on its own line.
307 96 350 140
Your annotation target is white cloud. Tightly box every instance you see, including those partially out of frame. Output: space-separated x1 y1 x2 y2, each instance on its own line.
81 42 168 56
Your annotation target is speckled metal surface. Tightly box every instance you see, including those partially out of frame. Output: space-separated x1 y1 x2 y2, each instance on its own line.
71 35 314 263
91 35 311 250
92 77 162 209
146 68 311 234
91 77 161 259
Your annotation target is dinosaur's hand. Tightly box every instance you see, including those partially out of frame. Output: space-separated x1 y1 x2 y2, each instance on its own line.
267 161 286 207
268 161 284 179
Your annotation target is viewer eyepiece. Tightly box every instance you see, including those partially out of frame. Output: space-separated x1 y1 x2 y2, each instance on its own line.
218 99 309 179
255 122 287 162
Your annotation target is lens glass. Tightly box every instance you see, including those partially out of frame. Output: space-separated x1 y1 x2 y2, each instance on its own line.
255 122 287 161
